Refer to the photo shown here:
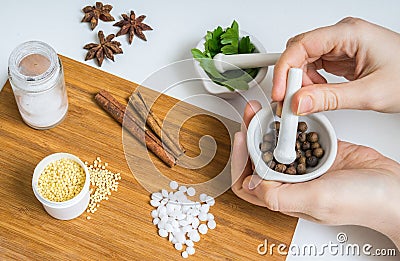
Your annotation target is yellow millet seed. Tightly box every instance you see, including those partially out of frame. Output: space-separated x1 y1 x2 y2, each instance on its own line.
37 158 85 202
84 157 121 216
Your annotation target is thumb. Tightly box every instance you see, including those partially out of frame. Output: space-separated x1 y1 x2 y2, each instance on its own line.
292 78 373 115
242 174 321 215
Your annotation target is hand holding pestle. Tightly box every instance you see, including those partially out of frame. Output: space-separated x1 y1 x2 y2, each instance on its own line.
273 68 303 164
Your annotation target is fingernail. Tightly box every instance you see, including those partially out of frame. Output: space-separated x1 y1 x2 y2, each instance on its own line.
248 175 261 190
297 95 313 115
276 102 282 117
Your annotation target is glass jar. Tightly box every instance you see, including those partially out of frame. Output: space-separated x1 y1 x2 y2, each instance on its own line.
8 41 68 130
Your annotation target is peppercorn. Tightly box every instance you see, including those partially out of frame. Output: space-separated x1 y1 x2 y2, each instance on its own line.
298 156 306 165
306 156 319 167
296 163 307 174
285 166 297 175
262 151 274 163
313 148 324 158
274 164 287 173
298 132 307 142
297 122 308 133
301 141 311 150
311 142 320 149
260 142 273 152
307 132 319 143
263 133 274 143
305 149 312 158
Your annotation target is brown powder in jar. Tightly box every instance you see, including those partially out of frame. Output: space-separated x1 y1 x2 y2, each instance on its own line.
19 54 50 77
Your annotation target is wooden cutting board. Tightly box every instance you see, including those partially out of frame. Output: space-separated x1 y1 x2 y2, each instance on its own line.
0 55 297 260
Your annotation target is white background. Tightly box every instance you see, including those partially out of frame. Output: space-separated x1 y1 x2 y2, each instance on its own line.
2 0 400 260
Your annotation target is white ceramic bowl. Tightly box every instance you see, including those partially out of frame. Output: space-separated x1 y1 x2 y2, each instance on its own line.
247 108 337 183
32 153 90 220
193 30 268 99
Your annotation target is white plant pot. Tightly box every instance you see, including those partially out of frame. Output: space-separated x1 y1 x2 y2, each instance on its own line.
193 30 268 99
32 153 90 220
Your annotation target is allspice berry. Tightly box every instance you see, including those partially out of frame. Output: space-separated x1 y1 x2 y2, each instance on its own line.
306 156 319 167
298 132 307 142
285 166 297 175
297 163 307 174
313 148 324 158
260 142 273 152
275 164 287 173
289 161 298 168
271 121 280 131
311 142 320 149
259 120 324 175
296 150 302 159
301 141 311 150
297 122 308 133
268 160 276 170
307 132 319 143
262 151 274 163
298 156 306 165
263 133 274 142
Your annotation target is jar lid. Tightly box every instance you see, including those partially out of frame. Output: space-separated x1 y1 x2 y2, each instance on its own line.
8 41 59 92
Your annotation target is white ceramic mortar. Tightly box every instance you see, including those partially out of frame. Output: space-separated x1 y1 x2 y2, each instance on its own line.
247 108 337 183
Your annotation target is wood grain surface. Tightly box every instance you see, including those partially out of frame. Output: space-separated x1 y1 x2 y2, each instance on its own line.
0 55 297 260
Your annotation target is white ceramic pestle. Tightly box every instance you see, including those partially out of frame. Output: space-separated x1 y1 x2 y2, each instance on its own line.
213 53 281 73
273 68 303 164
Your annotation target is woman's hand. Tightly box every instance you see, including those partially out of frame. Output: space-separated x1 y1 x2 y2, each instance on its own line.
231 101 400 249
272 17 400 115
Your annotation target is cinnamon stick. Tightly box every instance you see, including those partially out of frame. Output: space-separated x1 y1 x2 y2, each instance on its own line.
95 90 175 167
136 91 185 154
99 90 165 149
130 91 185 158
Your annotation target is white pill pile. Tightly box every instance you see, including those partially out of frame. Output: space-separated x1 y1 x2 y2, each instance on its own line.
150 180 216 258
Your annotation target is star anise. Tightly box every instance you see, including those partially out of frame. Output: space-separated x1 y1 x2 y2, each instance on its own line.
113 11 153 44
84 31 123 67
81 2 115 30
